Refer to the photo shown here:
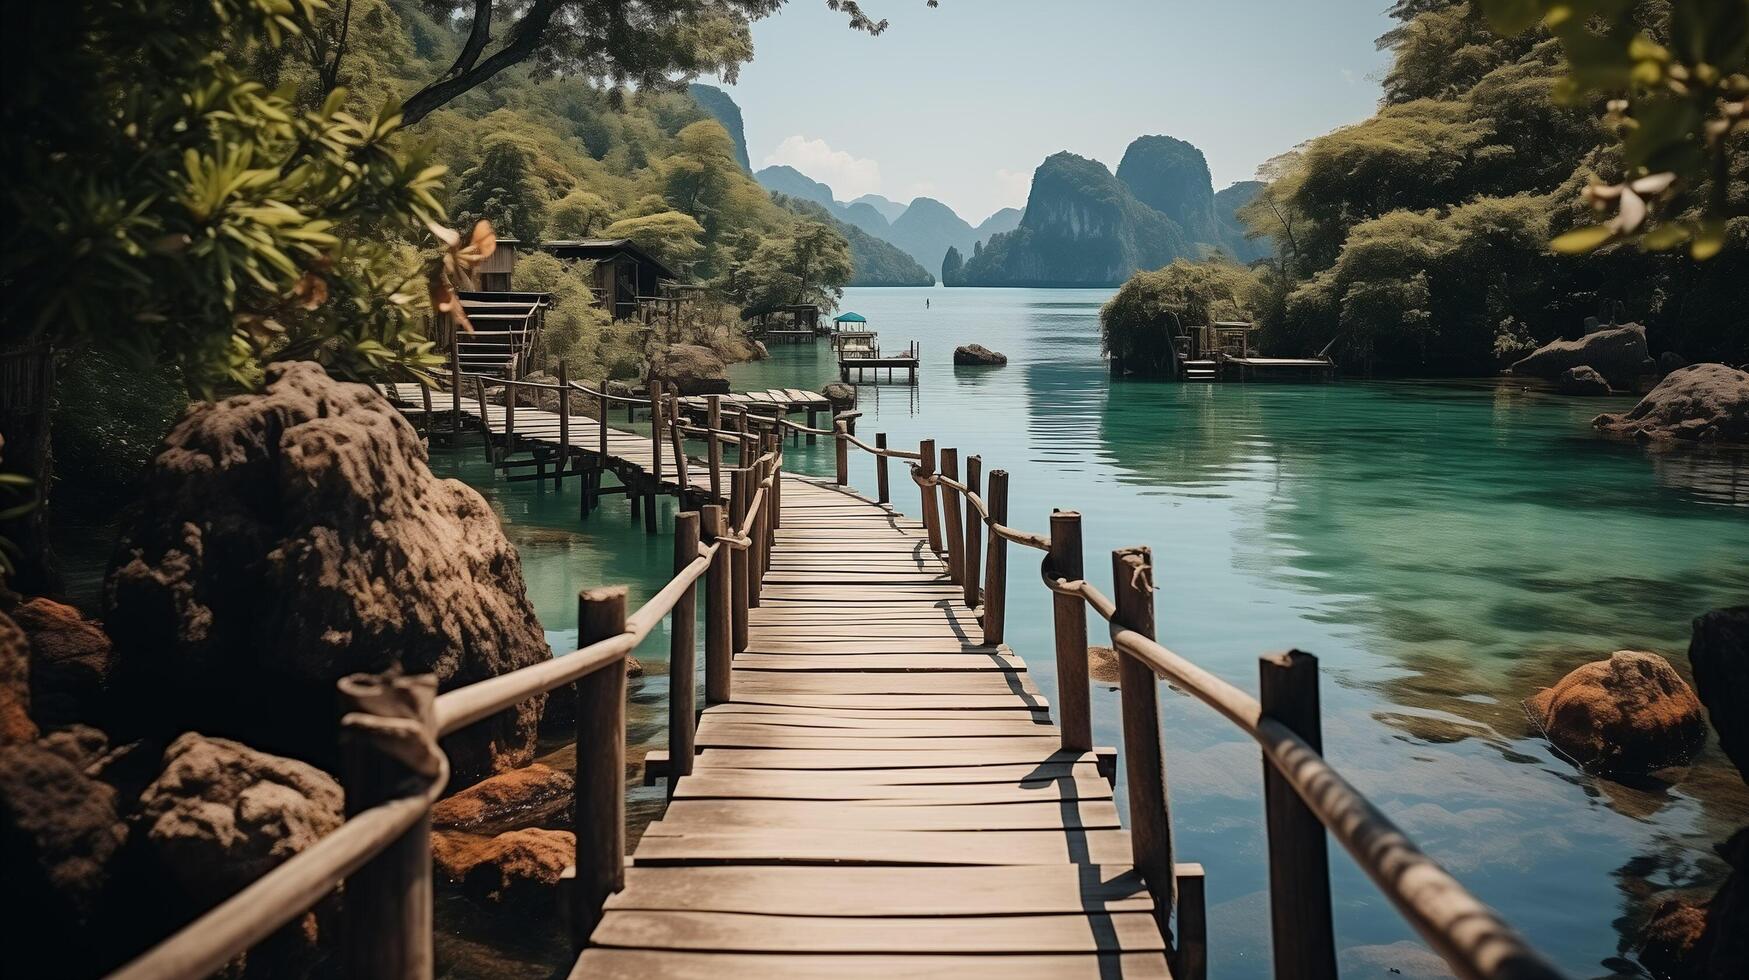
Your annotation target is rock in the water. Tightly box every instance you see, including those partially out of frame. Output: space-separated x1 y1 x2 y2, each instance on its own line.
0 610 36 745
752 340 771 360
1087 645 1121 686
821 382 857 411
1641 896 1711 978
431 763 573 834
1688 607 1749 781
1593 363 1749 443
433 827 574 909
137 733 342 907
647 343 730 395
1557 365 1612 396
14 597 112 729
626 654 645 679
104 363 549 785
1525 651 1707 775
1660 351 1690 374
1509 324 1656 387
953 343 1008 366
0 738 128 968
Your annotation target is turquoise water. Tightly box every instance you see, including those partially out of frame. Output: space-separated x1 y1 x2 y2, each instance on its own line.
433 285 1749 978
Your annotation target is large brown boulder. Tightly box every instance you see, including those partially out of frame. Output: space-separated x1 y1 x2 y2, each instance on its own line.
0 738 129 972
136 733 342 907
647 343 730 395
1525 651 1707 775
0 610 36 745
1557 365 1612 396
821 382 857 411
432 827 573 909
14 597 112 729
104 362 549 785
1509 323 1656 387
1594 363 1749 444
431 762 573 834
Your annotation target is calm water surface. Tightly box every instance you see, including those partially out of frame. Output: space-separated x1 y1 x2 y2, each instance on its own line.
433 286 1749 978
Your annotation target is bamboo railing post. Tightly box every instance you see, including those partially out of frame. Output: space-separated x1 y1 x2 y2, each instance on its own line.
770 432 784 532
834 419 849 485
1260 650 1337 980
939 450 965 585
556 363 570 491
337 672 438 980
1050 511 1092 752
875 433 891 505
707 396 723 501
983 470 1009 645
572 586 628 951
702 504 733 704
963 456 982 609
1113 546 1175 943
668 513 700 798
918 439 942 556
667 392 689 504
729 470 749 653
747 467 764 611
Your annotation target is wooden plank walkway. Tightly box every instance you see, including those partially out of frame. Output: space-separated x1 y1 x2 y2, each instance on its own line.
572 477 1174 979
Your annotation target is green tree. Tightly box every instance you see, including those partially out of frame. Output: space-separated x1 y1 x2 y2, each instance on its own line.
2 0 451 592
603 211 707 271
547 190 617 238
1100 259 1262 375
454 135 548 242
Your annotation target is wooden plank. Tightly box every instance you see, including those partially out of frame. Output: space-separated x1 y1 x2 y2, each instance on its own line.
727 672 1042 698
729 653 1022 672
571 951 1172 980
690 746 1071 770
670 772 1113 804
692 732 1065 753
648 799 1124 832
603 863 1149 916
628 828 1138 868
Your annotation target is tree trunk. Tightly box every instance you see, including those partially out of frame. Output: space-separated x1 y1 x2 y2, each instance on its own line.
0 345 61 597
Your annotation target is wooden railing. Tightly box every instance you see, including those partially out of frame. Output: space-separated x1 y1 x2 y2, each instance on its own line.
824 424 1566 980
108 437 785 980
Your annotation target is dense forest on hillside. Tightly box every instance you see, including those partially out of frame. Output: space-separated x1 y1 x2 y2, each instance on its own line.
1221 0 1749 375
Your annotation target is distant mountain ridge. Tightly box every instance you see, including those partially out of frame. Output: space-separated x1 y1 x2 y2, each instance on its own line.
959 136 1268 286
771 195 935 287
687 83 751 172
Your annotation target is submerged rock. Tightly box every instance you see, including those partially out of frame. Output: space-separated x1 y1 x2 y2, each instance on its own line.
13 597 112 729
1558 365 1612 396
431 763 574 834
1509 324 1655 387
104 362 549 785
647 343 730 395
433 827 574 909
821 382 857 411
953 343 1008 366
136 733 343 907
1593 363 1749 444
1525 651 1706 775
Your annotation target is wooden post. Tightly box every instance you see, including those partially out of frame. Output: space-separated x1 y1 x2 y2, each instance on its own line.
769 432 783 532
983 470 1009 645
702 505 732 704
667 392 689 504
729 470 749 653
503 380 517 466
747 465 764 611
918 439 942 557
669 513 700 797
939 450 965 585
572 586 628 951
449 343 462 436
648 381 664 535
875 433 890 505
1112 546 1174 943
474 376 494 464
1260 650 1337 980
597 380 609 459
1050 511 1091 752
557 363 570 491
834 419 849 486
707 396 723 501
338 672 438 980
1174 864 1209 980
963 456 982 609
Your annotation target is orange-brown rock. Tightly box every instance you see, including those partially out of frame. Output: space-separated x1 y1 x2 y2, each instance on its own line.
1526 651 1706 775
431 763 573 834
0 610 37 745
13 597 111 729
433 827 574 909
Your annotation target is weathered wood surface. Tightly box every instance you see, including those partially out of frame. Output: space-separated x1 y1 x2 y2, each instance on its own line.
571 477 1174 977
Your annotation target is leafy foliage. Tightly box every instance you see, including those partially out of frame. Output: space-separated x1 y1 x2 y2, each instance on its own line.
3 0 449 393
1100 259 1263 374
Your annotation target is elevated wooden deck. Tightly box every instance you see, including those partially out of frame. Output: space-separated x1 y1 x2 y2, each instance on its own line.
574 477 1174 978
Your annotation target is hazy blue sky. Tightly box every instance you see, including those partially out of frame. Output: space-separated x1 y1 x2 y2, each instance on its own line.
715 0 1396 223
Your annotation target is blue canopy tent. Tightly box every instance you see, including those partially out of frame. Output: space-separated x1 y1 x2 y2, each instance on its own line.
833 312 867 325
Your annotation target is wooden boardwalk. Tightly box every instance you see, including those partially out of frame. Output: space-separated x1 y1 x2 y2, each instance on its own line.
573 477 1175 979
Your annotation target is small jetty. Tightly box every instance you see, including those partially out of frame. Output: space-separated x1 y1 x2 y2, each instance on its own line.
1168 322 1335 382
840 340 921 385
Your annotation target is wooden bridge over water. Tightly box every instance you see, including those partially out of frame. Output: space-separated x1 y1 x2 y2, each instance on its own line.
112 373 1564 980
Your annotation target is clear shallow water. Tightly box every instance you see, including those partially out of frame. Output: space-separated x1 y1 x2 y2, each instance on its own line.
431 286 1749 978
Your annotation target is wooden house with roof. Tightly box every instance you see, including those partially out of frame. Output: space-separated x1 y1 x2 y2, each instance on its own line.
542 239 678 321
